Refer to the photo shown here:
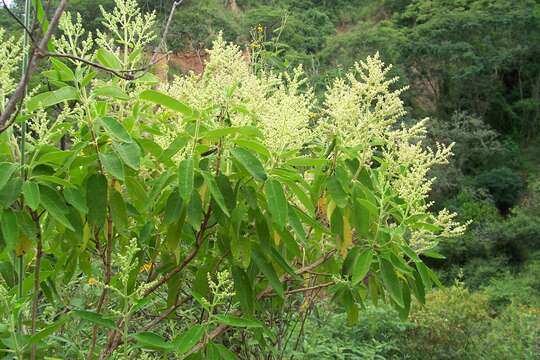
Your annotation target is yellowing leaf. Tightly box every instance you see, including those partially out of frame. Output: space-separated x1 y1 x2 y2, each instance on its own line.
340 209 353 257
15 234 33 256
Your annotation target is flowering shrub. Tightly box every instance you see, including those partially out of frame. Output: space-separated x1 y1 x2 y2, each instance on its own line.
0 1 466 358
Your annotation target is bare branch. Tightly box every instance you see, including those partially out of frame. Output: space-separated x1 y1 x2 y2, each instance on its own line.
184 249 337 356
0 0 68 133
1 0 35 42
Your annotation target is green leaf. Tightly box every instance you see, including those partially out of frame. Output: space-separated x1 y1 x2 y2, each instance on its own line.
94 85 129 101
415 261 432 289
0 178 22 209
73 310 117 329
203 126 261 140
135 72 161 85
201 172 230 217
39 186 74 231
286 157 329 167
86 173 108 227
26 86 79 112
109 189 128 231
29 315 70 345
264 178 288 230
400 244 421 262
268 247 298 279
327 176 348 208
31 175 74 189
159 134 190 163
174 325 205 355
287 206 306 242
231 231 251 269
139 90 195 116
411 271 426 304
413 222 443 233
231 147 267 182
351 249 373 285
231 266 254 315
22 181 40 211
233 139 270 159
114 142 141 170
357 199 378 217
131 332 173 352
164 190 184 225
422 249 446 259
214 343 238 360
379 258 404 307
100 152 125 181
0 209 18 252
0 163 18 191
100 117 132 143
96 48 122 70
178 159 194 202
64 187 88 214
34 149 73 166
50 58 75 81
252 248 284 298
214 315 263 328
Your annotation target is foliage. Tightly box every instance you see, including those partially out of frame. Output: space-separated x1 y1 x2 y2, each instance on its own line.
402 285 491 360
482 253 540 309
475 167 525 213
285 305 409 359
0 1 468 358
471 303 540 359
285 284 540 360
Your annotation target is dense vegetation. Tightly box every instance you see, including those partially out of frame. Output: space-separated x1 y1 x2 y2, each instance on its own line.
0 0 539 359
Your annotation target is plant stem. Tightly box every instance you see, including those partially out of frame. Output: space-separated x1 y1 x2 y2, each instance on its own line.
15 0 32 340
30 233 43 360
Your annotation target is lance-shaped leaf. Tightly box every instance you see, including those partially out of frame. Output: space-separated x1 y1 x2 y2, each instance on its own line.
379 257 404 307
264 178 288 230
39 186 74 231
100 117 132 143
0 209 18 252
174 325 205 355
94 85 129 101
214 315 263 328
252 248 284 298
64 187 88 214
73 310 116 329
100 152 125 181
86 173 108 227
231 147 267 182
0 163 17 192
22 181 40 211
201 171 230 217
178 159 194 202
96 48 122 70
351 249 373 285
231 266 254 315
131 332 173 352
140 90 195 117
26 86 79 112
327 175 348 208
114 142 141 170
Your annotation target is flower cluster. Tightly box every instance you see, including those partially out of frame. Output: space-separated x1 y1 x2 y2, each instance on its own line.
97 0 156 64
160 35 314 156
321 53 467 250
55 12 94 61
0 29 21 113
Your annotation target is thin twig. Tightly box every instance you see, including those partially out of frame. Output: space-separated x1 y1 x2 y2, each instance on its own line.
30 212 43 360
0 0 68 133
261 281 335 298
1 0 35 42
184 249 337 356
